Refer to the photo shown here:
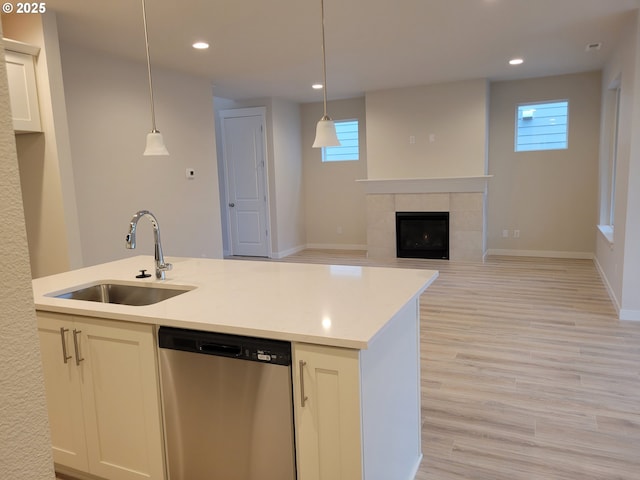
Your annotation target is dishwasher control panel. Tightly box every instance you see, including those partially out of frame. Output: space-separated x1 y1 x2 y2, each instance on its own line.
158 326 291 366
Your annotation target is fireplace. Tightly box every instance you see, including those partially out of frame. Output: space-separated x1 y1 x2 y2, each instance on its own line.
360 178 489 261
396 212 449 259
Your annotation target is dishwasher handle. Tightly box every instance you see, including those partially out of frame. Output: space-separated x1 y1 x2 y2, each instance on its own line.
199 343 242 357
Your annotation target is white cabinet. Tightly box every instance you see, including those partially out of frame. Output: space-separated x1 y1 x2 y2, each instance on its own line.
4 40 42 133
37 312 166 480
293 343 363 480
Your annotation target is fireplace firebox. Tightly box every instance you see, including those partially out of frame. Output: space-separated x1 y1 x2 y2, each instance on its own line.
396 212 449 259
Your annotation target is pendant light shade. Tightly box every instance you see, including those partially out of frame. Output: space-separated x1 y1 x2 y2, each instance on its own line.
312 117 340 148
312 0 340 149
141 0 169 156
144 131 170 156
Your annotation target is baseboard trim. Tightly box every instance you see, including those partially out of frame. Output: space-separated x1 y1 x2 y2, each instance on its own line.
620 309 640 321
593 255 621 310
305 243 368 251
485 249 594 260
271 245 306 259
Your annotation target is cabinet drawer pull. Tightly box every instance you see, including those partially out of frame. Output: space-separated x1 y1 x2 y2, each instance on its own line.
299 360 308 407
60 327 72 364
72 329 85 366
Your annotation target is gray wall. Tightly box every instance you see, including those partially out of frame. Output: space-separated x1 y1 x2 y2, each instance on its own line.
3 12 82 278
595 11 640 320
213 97 305 258
60 42 224 266
487 71 602 257
271 98 305 256
301 97 368 249
365 78 489 179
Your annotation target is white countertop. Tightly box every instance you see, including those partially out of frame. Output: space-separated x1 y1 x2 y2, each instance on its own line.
32 256 438 349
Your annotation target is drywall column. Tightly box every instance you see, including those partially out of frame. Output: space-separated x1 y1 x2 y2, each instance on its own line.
2 12 84 276
0 35 55 480
620 12 640 320
595 11 640 320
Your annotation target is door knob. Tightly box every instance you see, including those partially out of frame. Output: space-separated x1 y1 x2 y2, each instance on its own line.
229 203 235 207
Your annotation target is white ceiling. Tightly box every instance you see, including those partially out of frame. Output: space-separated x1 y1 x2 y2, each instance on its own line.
46 0 639 103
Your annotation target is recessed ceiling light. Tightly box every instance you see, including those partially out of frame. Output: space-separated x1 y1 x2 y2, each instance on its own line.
509 58 524 66
312 83 323 90
192 42 209 50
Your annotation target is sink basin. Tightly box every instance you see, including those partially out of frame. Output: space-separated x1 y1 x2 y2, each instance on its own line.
50 282 194 306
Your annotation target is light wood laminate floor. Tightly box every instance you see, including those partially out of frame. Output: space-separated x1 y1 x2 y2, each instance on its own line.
271 250 640 480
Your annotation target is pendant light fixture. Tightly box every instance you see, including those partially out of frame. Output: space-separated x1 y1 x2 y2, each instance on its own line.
141 0 169 156
312 0 340 148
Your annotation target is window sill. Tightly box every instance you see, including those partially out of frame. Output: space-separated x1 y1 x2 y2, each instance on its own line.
597 225 614 246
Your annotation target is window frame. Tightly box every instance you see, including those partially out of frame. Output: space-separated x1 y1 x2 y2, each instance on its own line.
321 119 360 163
608 87 621 227
514 99 569 153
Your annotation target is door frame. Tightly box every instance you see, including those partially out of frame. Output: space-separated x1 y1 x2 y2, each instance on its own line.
219 106 272 257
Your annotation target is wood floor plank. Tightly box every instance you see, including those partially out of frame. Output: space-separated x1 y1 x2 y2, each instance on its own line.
267 250 640 480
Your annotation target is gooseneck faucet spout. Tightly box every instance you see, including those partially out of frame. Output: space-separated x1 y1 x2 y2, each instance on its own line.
125 210 172 280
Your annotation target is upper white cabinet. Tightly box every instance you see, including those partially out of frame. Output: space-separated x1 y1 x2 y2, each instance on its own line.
4 38 42 133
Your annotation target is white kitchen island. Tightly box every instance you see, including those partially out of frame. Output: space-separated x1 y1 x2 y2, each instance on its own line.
32 256 438 480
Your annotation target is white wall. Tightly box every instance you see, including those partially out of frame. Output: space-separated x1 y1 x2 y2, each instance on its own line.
365 79 488 179
487 72 601 257
0 35 55 480
60 43 223 266
596 11 640 320
301 97 368 249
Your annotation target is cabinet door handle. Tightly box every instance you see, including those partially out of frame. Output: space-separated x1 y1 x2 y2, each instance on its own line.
299 360 308 407
72 329 84 366
59 327 72 364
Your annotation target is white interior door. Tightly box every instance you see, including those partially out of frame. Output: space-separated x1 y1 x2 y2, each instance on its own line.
221 108 270 257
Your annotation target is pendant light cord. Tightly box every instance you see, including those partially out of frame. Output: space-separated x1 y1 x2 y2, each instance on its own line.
142 0 158 133
320 0 329 120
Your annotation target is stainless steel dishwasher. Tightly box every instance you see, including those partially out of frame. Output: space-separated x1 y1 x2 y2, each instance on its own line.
158 327 296 480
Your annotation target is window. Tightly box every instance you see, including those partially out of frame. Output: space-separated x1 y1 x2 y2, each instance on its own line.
607 87 621 227
599 82 621 243
322 120 359 162
515 100 569 152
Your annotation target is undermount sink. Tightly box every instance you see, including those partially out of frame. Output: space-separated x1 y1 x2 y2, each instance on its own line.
50 282 194 306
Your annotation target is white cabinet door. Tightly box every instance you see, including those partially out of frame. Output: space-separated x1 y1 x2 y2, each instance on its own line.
37 313 166 480
292 343 363 480
79 318 165 480
5 50 41 133
37 313 88 472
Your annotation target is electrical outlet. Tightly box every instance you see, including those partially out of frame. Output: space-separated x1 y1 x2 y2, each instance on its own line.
513 229 520 238
337 226 343 234
502 229 509 238
409 135 416 144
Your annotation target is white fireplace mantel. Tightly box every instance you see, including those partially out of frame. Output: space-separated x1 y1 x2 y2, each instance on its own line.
356 176 492 194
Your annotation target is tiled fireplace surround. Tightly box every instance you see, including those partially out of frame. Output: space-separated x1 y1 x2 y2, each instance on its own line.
358 177 491 262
